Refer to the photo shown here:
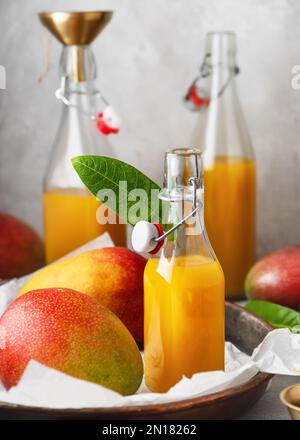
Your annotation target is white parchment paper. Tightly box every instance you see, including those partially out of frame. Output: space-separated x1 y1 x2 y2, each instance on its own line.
0 233 299 409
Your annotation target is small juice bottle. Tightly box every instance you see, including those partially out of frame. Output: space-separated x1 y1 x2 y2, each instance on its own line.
40 12 127 263
190 32 256 299
144 148 225 393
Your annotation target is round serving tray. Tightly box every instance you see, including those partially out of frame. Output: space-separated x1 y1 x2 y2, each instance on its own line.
0 302 273 420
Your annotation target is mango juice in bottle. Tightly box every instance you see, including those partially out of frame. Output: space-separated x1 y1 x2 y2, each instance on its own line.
204 157 255 298
189 32 256 298
40 12 126 263
43 189 126 263
144 148 225 393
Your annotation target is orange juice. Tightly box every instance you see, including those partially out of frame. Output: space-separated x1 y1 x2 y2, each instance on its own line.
43 189 127 263
144 255 225 393
204 157 256 298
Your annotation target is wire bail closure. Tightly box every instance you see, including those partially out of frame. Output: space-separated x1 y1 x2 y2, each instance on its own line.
131 176 201 254
55 76 121 135
183 58 240 111
154 176 201 244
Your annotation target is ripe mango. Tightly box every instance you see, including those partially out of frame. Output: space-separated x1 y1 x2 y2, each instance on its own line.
245 246 300 309
0 213 44 279
0 288 143 395
19 247 146 346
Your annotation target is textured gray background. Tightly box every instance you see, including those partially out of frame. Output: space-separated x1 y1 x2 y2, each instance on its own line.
0 0 300 257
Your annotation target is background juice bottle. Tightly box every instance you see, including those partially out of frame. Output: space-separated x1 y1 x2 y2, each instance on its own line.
40 12 126 263
190 32 256 299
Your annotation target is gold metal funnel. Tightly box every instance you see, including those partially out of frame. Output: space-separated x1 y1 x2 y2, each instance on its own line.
39 11 113 82
39 11 113 46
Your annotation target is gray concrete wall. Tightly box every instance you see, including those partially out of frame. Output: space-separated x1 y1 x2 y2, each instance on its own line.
0 0 299 257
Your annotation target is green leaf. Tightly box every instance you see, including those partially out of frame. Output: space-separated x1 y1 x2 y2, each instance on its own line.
245 300 300 331
72 155 161 226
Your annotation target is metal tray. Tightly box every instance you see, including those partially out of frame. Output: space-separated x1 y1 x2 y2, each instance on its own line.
0 302 272 420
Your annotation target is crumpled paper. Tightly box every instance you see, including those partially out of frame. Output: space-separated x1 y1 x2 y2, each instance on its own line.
0 233 299 409
0 330 299 409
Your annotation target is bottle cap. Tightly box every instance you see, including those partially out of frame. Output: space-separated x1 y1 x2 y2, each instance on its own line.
131 221 164 254
97 106 121 135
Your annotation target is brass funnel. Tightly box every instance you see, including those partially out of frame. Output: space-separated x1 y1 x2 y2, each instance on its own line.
39 11 113 46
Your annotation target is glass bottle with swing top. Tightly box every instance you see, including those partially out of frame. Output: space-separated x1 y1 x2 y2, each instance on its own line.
184 31 256 299
39 11 127 263
134 148 225 393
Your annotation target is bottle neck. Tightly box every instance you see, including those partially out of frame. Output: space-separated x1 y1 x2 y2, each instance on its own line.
59 45 97 84
44 45 111 193
162 190 212 259
191 33 254 162
166 191 204 233
206 54 238 102
158 149 214 259
203 31 238 103
161 148 203 227
58 45 99 113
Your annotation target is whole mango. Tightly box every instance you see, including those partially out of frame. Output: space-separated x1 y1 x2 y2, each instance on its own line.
0 288 143 394
245 246 300 309
0 213 44 279
19 247 146 346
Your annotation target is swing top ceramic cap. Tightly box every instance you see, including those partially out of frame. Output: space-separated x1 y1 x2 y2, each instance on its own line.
131 221 164 254
39 11 113 46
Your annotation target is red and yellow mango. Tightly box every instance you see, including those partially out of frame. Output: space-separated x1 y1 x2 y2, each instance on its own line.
245 246 300 310
18 247 146 346
0 213 44 279
0 288 143 394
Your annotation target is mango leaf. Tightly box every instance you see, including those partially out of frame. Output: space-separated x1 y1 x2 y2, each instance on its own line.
72 155 161 226
245 300 300 331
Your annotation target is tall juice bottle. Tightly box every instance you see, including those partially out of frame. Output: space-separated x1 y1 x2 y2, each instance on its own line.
39 11 126 263
144 148 225 393
188 32 256 299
